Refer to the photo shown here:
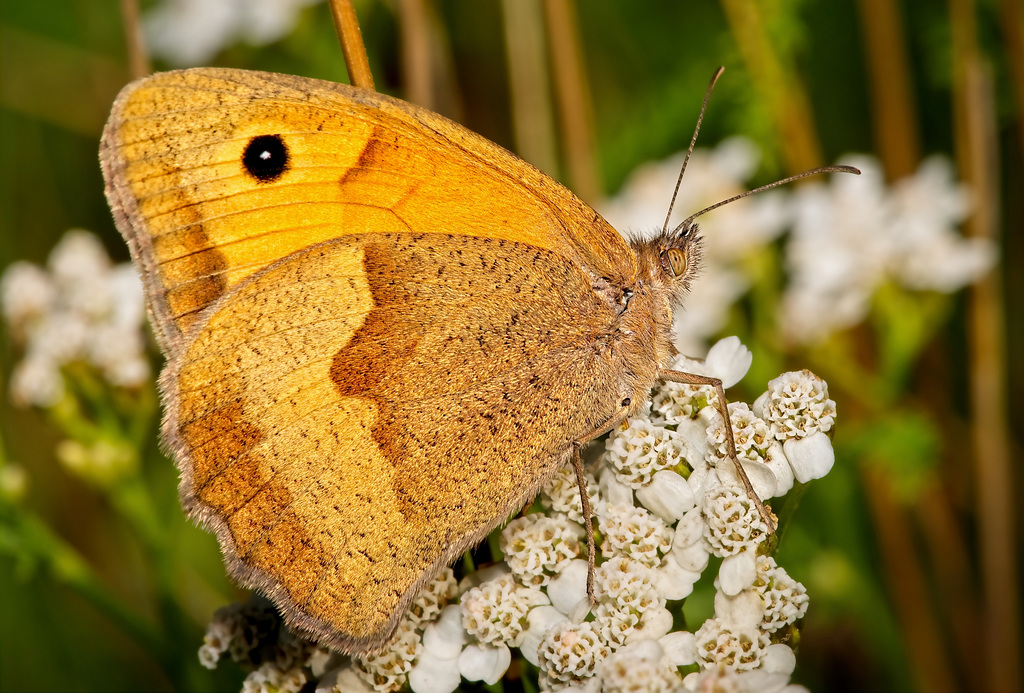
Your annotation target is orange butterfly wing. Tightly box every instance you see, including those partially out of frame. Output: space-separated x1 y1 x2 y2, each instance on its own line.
100 68 636 355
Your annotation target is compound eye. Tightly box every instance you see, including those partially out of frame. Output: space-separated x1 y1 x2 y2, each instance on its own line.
662 248 687 277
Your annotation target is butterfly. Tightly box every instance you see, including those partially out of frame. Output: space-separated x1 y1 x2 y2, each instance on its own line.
101 66 850 652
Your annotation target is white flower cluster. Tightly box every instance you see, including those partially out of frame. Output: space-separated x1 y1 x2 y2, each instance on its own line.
144 0 322 66
198 596 325 693
601 142 996 351
781 154 995 343
200 337 833 693
1 230 149 407
501 514 584 587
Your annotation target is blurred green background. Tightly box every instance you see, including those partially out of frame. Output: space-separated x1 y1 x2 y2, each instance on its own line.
1 0 1021 691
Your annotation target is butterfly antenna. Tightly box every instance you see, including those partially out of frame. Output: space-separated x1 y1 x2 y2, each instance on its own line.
671 164 861 235
662 66 725 235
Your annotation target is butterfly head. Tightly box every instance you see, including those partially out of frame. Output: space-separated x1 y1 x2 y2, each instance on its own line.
628 220 703 305
658 220 703 289
611 222 703 375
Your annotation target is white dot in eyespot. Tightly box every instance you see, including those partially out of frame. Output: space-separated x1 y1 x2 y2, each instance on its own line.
260 150 272 160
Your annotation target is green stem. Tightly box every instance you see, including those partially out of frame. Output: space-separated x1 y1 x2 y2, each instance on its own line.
488 530 504 565
108 475 198 686
110 476 164 551
773 480 809 545
0 508 170 665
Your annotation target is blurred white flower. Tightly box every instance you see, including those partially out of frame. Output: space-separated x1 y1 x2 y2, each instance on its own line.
889 156 993 290
781 156 892 343
49 229 112 289
30 309 90 363
781 154 994 342
601 137 788 255
1 230 151 406
107 264 146 329
605 140 991 349
672 265 750 356
9 355 64 407
145 0 322 66
1 261 55 330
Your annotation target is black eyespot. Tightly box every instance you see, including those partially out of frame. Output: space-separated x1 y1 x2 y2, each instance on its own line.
242 135 289 183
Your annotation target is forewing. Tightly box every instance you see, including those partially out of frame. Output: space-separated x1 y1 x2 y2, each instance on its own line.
101 67 634 356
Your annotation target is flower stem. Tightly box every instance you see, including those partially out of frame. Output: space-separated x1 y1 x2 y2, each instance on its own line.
951 0 1021 687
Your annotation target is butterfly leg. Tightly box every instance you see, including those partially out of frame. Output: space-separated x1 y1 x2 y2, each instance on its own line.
658 369 778 534
569 445 597 604
571 402 632 604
